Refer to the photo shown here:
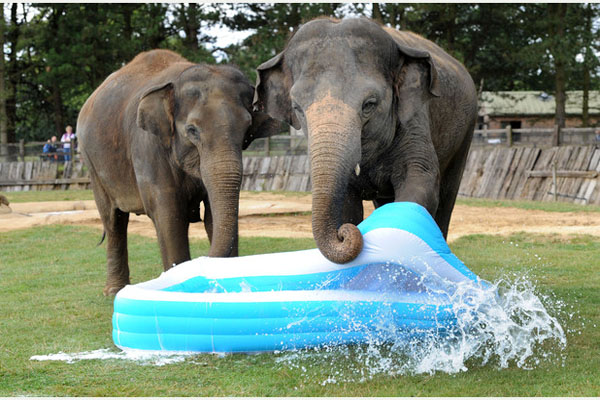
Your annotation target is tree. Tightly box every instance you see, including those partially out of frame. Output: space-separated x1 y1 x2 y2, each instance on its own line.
0 5 7 150
548 4 569 128
168 3 218 63
220 3 343 81
3 3 22 144
579 3 600 127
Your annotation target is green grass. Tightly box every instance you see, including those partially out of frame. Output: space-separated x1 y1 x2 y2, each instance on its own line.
1 225 599 396
1 189 95 203
456 197 600 213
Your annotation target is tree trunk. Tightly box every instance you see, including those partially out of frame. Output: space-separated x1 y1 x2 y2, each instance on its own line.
581 3 593 127
181 3 200 52
372 3 383 23
0 5 8 151
5 3 19 144
51 80 64 135
549 3 568 129
554 59 567 129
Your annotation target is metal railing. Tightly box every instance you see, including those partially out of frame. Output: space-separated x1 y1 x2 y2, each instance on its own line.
0 139 79 163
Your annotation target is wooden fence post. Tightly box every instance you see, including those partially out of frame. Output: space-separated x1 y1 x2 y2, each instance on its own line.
264 137 270 156
18 139 25 161
552 124 561 146
506 125 513 146
552 160 557 202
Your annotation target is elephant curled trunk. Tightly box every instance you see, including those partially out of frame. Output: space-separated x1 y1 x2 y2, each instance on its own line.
306 98 363 264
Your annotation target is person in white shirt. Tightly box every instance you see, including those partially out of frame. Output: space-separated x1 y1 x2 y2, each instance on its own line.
61 125 76 161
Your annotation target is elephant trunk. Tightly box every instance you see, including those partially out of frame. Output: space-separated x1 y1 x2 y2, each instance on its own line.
306 98 363 264
202 152 242 257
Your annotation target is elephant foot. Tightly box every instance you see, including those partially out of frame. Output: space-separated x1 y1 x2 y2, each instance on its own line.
103 280 129 296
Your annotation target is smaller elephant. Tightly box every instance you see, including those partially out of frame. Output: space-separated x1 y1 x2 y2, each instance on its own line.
77 49 279 295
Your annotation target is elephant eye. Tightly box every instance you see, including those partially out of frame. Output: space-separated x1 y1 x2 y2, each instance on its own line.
292 102 303 114
362 97 378 117
186 124 200 138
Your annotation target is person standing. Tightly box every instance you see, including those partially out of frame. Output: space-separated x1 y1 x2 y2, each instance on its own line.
61 125 76 161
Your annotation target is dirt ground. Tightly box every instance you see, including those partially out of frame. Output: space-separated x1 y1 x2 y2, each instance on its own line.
1 191 599 242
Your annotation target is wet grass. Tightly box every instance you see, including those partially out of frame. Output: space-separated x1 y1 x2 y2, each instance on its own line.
1 225 598 396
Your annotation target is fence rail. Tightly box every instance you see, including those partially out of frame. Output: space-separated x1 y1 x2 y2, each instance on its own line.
472 126 599 147
244 128 599 156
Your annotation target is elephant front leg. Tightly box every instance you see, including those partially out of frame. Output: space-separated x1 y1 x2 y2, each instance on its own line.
392 128 440 218
150 202 191 271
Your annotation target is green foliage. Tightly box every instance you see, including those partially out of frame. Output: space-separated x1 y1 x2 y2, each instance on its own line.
0 225 599 396
218 3 344 81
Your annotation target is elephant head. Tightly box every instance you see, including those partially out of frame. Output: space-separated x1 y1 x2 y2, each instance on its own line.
254 18 440 264
137 64 280 256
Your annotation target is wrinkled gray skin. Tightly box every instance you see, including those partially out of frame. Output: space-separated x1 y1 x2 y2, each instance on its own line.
254 18 477 264
78 50 278 295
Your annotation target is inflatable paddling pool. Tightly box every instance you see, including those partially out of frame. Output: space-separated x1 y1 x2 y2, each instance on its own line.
113 202 486 353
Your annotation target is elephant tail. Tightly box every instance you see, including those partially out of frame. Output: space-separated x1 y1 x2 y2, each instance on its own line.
97 231 106 247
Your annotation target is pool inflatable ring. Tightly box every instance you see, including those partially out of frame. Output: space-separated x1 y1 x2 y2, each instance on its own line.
113 202 485 353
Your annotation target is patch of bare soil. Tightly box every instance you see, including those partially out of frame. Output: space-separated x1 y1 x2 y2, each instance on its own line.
1 192 599 242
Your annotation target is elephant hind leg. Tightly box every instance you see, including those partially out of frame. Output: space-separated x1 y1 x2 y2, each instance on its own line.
91 177 131 296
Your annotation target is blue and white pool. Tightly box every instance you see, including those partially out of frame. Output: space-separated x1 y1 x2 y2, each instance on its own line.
112 202 487 353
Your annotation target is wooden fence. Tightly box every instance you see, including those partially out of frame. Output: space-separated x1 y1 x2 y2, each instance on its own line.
242 155 311 192
0 160 89 191
459 145 600 204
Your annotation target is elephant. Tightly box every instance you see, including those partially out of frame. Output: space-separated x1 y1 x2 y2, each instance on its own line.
254 18 477 264
77 49 279 295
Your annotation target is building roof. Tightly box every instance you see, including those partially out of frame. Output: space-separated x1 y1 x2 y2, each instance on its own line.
479 91 600 117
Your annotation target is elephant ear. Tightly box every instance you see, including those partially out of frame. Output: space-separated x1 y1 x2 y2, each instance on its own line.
136 82 176 147
394 43 441 124
253 52 300 130
243 111 285 150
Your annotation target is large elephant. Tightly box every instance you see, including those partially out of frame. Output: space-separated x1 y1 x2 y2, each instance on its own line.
78 49 278 295
254 18 477 264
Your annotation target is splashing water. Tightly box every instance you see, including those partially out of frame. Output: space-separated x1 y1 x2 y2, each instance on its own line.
276 270 570 383
30 348 192 366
